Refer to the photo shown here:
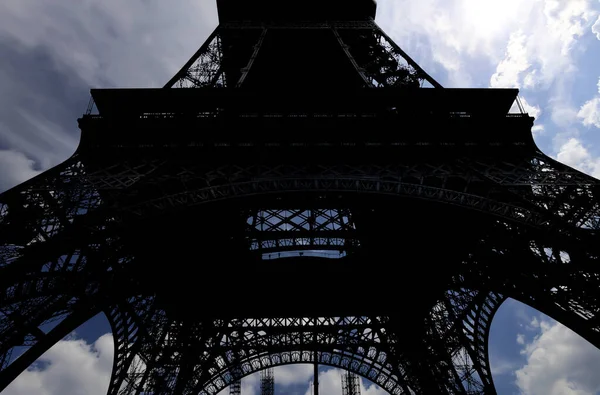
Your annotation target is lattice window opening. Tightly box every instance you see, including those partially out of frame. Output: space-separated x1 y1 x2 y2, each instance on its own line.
248 209 355 232
117 354 148 392
40 252 84 273
529 242 572 264
247 208 358 259
214 343 389 372
450 347 483 389
566 300 597 321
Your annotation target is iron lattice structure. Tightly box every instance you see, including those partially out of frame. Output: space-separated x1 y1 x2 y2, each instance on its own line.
1 0 600 394
260 368 274 395
229 380 241 395
342 371 362 395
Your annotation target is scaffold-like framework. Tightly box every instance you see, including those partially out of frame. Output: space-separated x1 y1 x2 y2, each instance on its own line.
1 0 600 394
342 371 362 395
260 368 275 395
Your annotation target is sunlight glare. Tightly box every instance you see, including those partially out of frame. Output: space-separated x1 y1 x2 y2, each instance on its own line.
461 0 523 38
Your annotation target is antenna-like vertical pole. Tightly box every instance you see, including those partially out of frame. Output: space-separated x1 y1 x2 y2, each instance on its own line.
313 326 319 395
313 356 319 395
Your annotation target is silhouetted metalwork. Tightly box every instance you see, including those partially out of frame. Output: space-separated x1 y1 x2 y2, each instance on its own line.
260 368 274 395
229 380 241 395
342 371 361 395
1 0 600 394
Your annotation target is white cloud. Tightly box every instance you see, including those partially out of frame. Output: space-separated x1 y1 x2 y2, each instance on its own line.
273 364 314 386
578 97 600 128
490 357 518 376
377 0 539 87
487 0 597 133
517 333 526 345
515 318 600 395
520 96 542 118
0 150 41 193
592 15 600 39
3 334 113 395
532 124 546 135
378 0 597 89
490 31 531 88
556 137 600 178
577 78 600 129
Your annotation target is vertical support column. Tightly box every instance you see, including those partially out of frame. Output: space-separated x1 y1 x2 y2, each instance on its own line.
260 367 274 395
313 326 319 395
342 371 361 395
229 380 241 395
313 357 319 395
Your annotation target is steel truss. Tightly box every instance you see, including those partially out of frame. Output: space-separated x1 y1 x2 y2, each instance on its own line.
1 144 600 394
164 20 441 89
2 3 600 395
342 371 361 395
247 208 358 257
260 368 274 395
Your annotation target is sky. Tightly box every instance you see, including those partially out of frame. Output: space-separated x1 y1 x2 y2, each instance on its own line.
1 0 600 394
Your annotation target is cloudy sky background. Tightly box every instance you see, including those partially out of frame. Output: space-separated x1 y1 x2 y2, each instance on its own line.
1 0 600 394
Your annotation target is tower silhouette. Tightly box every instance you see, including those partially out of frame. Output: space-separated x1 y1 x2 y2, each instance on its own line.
1 0 600 394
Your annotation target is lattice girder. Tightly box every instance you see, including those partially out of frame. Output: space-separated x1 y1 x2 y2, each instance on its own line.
3 0 600 393
246 208 358 256
2 146 600 394
106 288 508 395
108 315 427 395
164 20 442 89
36 150 591 234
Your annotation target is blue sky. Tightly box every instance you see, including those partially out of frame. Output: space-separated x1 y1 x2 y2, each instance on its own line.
1 0 600 394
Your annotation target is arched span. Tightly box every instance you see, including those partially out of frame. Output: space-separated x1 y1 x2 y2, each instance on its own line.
104 295 161 395
197 350 415 395
455 248 600 351
424 287 505 394
124 178 549 229
105 315 429 395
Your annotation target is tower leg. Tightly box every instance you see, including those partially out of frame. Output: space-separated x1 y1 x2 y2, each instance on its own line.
0 303 98 392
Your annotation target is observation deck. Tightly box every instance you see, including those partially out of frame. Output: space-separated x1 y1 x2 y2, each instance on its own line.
216 0 377 23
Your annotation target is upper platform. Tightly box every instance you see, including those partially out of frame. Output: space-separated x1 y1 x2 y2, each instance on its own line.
216 0 377 23
89 87 518 117
78 87 535 153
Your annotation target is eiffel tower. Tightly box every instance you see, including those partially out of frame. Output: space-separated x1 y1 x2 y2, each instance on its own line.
2 0 600 394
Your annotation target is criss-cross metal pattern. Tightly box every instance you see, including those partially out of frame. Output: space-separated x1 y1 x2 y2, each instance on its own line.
2 1 600 394
164 20 441 90
2 130 600 394
342 371 362 395
247 208 358 257
260 367 274 395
